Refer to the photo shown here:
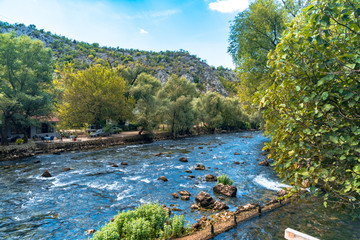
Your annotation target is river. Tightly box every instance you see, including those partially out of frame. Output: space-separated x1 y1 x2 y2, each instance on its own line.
0 132 359 239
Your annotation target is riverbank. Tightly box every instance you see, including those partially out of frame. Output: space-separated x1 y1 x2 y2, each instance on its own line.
0 129 251 161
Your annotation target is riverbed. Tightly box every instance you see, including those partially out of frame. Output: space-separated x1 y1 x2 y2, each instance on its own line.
0 131 358 239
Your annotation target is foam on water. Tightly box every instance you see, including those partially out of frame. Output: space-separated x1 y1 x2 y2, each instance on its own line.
254 175 290 191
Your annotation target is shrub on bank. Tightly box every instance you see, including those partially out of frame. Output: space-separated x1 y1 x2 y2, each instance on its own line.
91 203 190 240
217 174 234 186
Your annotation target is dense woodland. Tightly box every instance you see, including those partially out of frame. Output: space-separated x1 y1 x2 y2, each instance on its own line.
0 0 359 231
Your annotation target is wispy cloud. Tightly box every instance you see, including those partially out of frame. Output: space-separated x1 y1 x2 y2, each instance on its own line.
139 28 149 34
209 0 248 13
127 9 180 20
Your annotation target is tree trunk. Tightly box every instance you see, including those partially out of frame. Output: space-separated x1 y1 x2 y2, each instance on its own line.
138 127 145 135
1 119 9 146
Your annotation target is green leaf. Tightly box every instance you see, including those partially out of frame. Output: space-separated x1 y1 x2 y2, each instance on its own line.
321 92 329 100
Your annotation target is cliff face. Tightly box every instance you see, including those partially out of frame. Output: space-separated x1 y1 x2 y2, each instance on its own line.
0 21 238 95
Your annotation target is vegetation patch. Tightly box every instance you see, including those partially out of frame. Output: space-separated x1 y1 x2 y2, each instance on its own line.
216 174 234 186
91 203 190 240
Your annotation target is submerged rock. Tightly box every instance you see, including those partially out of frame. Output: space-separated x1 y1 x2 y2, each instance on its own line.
157 176 168 182
86 229 96 235
213 201 229 211
195 164 206 170
41 170 52 178
63 167 71 172
161 204 171 216
205 174 217 182
121 162 128 165
213 183 237 197
111 163 119 167
179 157 188 162
234 152 240 155
172 207 182 212
190 203 200 210
181 195 190 201
258 159 270 166
192 222 201 230
178 190 191 196
234 161 240 164
195 191 215 208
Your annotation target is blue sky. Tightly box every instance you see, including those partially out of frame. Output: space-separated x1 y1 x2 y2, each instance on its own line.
0 0 249 69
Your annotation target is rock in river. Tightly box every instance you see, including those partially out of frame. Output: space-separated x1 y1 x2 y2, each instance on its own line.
179 157 188 162
172 192 179 198
213 183 237 197
181 195 190 201
178 190 191 196
157 176 168 182
195 164 205 170
258 159 270 166
205 174 217 182
195 191 215 208
42 170 52 178
213 201 229 211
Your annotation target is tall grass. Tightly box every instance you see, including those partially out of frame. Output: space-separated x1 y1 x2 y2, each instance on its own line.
216 174 234 185
91 203 190 240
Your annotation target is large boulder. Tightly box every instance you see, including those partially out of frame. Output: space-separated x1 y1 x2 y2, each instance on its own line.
179 157 188 162
205 174 217 182
213 183 237 197
195 164 206 170
42 170 52 178
195 191 215 208
213 201 229 211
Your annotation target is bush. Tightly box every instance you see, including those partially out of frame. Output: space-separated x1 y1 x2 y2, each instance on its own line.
217 174 234 185
91 203 189 240
15 138 24 145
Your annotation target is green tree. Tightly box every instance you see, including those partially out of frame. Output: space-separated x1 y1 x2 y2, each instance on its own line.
220 97 250 130
261 0 360 215
193 92 223 133
228 0 287 113
57 64 133 128
0 33 54 145
158 75 197 137
130 73 161 135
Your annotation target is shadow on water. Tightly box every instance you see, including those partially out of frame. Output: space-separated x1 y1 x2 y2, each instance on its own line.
0 131 359 239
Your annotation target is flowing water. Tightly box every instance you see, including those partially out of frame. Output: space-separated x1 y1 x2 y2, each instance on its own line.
0 132 359 239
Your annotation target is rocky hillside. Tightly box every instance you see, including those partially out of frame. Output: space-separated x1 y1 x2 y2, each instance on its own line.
0 21 238 95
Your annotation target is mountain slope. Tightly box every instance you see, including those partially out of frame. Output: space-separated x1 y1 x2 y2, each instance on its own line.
0 21 238 95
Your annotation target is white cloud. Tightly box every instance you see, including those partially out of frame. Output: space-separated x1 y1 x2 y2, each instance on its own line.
209 0 248 13
139 28 149 34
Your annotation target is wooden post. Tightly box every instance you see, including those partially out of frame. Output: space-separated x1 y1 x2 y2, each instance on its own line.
284 228 319 240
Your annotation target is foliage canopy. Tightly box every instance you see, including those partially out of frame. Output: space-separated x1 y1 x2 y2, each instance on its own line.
261 0 360 215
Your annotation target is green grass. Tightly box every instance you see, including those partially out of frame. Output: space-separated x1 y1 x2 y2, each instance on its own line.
216 174 234 185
